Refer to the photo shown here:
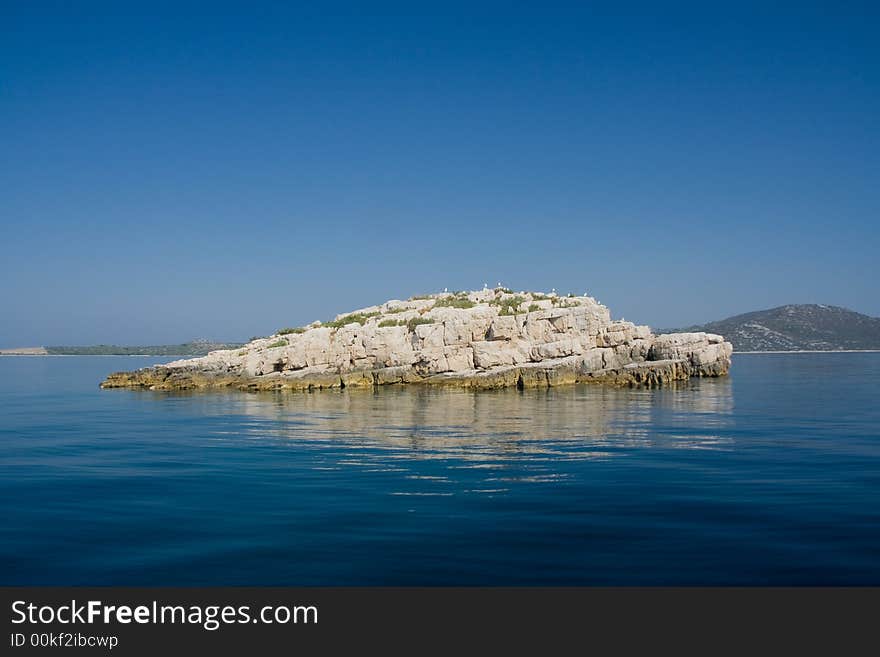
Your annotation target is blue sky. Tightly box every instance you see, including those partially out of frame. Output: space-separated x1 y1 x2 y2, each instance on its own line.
2 2 878 345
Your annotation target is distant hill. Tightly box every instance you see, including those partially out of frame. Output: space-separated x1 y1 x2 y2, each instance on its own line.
663 305 880 352
43 339 243 356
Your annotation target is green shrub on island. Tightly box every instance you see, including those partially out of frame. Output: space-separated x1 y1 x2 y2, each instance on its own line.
266 339 288 349
406 317 433 331
376 317 434 330
491 295 526 316
277 327 306 335
433 296 476 309
323 311 381 328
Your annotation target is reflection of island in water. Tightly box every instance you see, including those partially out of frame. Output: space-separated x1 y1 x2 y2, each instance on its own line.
165 378 734 496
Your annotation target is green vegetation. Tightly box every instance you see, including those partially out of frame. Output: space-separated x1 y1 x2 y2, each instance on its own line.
44 340 244 356
277 327 306 335
379 316 434 330
323 311 380 328
406 317 434 331
266 339 288 349
491 295 526 316
528 304 540 312
380 316 433 330
531 293 551 301
386 306 406 314
409 294 434 300
433 295 475 309
497 287 514 294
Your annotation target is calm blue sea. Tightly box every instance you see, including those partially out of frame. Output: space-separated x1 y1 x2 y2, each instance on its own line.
1 354 878 585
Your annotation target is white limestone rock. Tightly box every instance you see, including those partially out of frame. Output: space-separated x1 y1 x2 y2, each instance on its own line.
104 288 733 390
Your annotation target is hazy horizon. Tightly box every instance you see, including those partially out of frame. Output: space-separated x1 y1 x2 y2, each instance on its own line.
2 297 877 349
3 3 878 346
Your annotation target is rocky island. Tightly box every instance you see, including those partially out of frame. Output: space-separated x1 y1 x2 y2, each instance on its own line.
101 289 732 391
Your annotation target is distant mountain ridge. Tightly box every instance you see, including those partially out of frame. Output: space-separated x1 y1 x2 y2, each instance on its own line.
664 305 880 352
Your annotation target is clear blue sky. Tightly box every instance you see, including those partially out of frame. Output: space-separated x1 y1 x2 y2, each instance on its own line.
2 1 878 346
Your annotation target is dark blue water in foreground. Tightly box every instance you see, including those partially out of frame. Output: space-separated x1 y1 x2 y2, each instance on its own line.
1 354 878 585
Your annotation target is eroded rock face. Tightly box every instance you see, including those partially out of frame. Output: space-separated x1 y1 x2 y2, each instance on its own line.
101 289 732 391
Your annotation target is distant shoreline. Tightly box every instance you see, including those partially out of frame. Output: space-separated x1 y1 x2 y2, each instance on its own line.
0 353 191 357
0 341 241 357
734 349 880 354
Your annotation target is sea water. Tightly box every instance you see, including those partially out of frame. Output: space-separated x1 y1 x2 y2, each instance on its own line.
1 353 878 584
